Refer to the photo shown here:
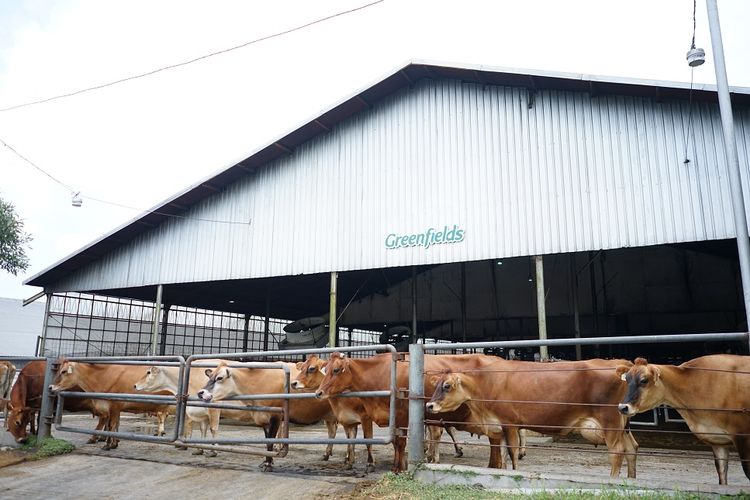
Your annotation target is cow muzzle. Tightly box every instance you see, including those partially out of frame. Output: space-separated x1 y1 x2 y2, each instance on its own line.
425 402 438 413
618 403 635 416
290 381 302 389
197 390 213 402
314 390 326 399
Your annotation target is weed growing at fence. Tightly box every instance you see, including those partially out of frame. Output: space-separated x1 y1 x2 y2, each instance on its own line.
20 436 75 459
352 472 716 499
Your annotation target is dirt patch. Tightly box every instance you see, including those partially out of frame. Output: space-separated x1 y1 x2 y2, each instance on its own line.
0 449 28 468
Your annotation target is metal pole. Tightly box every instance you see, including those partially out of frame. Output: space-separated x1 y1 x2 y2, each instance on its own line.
707 0 750 352
461 263 467 342
243 314 250 352
39 293 51 356
535 256 549 360
328 271 338 348
37 357 57 440
158 304 171 356
570 255 582 360
411 266 418 344
407 343 425 468
151 284 163 355
263 295 271 352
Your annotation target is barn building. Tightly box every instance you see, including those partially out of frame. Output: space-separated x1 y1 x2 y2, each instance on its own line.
24 60 750 362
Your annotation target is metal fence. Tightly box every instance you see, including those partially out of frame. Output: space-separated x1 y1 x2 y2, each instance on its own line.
407 331 750 479
42 344 398 459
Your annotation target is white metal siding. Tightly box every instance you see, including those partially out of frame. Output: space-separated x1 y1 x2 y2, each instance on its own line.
51 79 750 292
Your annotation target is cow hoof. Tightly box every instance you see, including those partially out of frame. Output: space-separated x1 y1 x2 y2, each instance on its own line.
160 432 166 437
205 450 217 458
192 449 204 456
259 463 273 473
455 448 464 458
343 462 353 470
365 464 375 474
322 454 330 461
175 445 188 450
102 445 112 451
86 437 98 445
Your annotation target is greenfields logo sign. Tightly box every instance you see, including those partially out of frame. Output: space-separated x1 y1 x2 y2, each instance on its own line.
385 225 465 250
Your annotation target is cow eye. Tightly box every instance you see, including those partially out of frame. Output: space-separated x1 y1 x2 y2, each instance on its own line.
308 367 316 373
216 376 223 382
333 368 341 374
443 383 451 391
639 378 649 386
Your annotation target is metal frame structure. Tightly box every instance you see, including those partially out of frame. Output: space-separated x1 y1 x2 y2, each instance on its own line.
407 331 750 467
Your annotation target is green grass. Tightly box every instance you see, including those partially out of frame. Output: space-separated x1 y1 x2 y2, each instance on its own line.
351 472 742 499
20 436 75 459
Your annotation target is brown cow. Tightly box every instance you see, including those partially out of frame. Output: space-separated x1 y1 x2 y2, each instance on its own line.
7 360 108 443
426 357 639 478
617 355 750 485
314 352 506 472
197 360 338 471
50 360 171 450
1 361 15 426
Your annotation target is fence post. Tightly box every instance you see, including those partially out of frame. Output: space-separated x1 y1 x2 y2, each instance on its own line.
408 343 425 468
37 357 57 441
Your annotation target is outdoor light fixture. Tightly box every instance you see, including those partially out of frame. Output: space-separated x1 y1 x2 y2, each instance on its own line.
71 192 82 207
687 47 705 67
496 260 503 266
228 300 235 304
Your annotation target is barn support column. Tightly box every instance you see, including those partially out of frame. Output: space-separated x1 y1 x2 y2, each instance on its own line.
329 271 338 348
707 0 750 352
243 314 250 352
151 284 163 355
37 357 56 440
570 255 582 360
158 304 171 356
38 292 51 356
461 263 467 342
535 256 549 361
411 266 418 344
263 295 271 352
407 342 425 468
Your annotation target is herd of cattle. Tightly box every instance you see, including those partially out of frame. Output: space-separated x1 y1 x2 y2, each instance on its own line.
1 353 748 485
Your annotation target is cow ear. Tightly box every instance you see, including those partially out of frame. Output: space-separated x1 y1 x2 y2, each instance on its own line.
151 366 160 374
205 368 213 377
652 366 661 381
296 362 304 370
615 365 629 381
428 375 439 388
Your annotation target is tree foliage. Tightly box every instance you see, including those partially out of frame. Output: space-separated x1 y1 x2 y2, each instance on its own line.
0 197 32 275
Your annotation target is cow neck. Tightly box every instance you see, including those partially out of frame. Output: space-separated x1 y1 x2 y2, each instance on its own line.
348 356 389 392
76 364 120 393
456 372 481 413
159 368 182 395
653 364 689 411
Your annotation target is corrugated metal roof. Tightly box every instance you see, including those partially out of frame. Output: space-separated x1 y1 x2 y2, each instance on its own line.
25 59 750 288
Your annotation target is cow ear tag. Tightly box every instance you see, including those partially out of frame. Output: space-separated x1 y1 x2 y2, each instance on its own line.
320 367 327 375
67 365 73 374
620 373 627 381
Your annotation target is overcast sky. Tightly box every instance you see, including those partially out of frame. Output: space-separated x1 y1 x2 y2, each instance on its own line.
1 0 749 301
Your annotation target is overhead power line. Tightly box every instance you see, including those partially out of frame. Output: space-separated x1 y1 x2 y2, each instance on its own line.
0 136 252 226
0 0 384 113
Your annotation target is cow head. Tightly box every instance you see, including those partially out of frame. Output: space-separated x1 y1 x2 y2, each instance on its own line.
50 360 80 392
292 355 327 390
315 352 351 399
197 363 235 402
135 366 166 392
6 404 33 443
425 373 468 414
616 358 663 416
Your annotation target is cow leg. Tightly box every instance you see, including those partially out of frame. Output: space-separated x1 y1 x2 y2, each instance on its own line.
425 425 442 464
518 428 527 460
711 445 730 485
260 417 281 472
362 417 375 473
192 419 208 455
487 434 506 469
30 410 37 435
446 426 463 458
623 431 638 479
734 435 750 481
504 427 520 470
156 411 167 436
604 431 626 478
103 412 121 450
177 417 193 450
204 409 220 458
88 414 108 444
392 435 407 473
343 424 357 469
322 416 337 461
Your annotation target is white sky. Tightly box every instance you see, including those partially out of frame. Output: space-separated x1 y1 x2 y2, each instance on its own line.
1 0 749 300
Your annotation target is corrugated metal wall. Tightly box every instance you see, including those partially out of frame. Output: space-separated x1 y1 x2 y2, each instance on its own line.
51 79 750 292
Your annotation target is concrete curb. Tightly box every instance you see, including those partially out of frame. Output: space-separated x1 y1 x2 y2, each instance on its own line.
414 463 750 497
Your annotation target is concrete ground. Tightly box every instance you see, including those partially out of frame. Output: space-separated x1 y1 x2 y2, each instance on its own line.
1 413 749 498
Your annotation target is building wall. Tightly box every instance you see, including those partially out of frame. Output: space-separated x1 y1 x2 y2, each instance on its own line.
50 78 750 292
0 297 44 356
